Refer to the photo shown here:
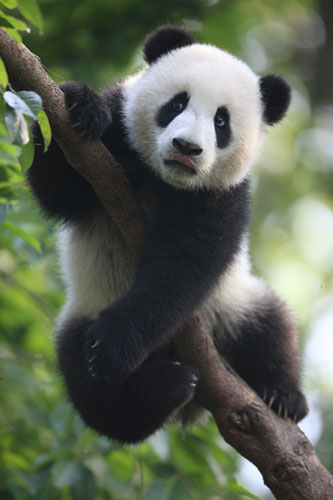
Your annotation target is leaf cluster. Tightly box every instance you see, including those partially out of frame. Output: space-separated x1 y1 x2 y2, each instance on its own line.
0 0 42 42
0 0 50 233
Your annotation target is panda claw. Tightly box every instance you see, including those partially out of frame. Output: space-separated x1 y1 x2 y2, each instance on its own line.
91 340 100 349
71 121 82 129
278 403 282 417
67 102 79 112
284 407 288 419
268 395 274 409
263 389 267 402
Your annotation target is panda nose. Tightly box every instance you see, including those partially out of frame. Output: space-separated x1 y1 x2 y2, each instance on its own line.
172 138 203 156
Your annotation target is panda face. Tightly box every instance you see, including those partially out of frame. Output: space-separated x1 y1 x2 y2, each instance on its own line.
123 44 266 190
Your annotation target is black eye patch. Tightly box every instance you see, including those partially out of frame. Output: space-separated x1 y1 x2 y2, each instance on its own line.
214 106 231 148
156 91 189 128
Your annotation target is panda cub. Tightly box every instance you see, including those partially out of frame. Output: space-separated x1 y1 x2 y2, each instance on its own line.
28 25 308 443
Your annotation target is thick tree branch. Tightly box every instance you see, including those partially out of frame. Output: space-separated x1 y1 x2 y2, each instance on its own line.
1 28 332 499
0 29 144 255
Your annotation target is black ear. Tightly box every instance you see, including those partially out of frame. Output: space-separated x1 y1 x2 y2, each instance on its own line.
259 75 291 125
143 25 195 65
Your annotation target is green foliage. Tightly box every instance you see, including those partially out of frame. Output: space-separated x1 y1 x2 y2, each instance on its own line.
0 0 43 34
16 0 43 33
1 0 333 499
36 109 51 152
0 57 8 89
4 90 42 146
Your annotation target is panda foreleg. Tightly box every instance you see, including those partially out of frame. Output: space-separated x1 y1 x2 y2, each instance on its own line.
219 294 308 423
56 316 198 443
59 81 112 140
27 133 100 221
27 81 113 221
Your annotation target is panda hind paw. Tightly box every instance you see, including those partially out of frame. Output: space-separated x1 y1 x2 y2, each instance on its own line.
258 386 308 423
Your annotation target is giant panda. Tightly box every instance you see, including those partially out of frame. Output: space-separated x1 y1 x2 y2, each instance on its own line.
28 25 308 444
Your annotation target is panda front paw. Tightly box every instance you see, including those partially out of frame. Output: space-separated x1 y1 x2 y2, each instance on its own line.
60 81 111 140
83 318 144 384
257 386 308 423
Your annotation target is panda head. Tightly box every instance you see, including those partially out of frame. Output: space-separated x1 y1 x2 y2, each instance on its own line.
123 25 291 190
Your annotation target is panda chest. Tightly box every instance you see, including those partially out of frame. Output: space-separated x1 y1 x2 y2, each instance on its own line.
58 209 137 316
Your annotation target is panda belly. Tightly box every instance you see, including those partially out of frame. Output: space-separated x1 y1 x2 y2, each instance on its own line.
56 209 136 326
57 211 266 342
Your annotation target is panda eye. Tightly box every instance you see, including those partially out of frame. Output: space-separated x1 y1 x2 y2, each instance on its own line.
215 115 225 127
173 102 184 112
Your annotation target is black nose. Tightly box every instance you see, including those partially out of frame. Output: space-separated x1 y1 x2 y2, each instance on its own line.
172 138 203 156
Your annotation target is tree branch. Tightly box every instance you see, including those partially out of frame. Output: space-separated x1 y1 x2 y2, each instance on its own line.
1 28 332 499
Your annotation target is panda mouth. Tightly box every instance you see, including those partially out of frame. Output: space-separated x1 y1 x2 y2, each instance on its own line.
164 154 197 174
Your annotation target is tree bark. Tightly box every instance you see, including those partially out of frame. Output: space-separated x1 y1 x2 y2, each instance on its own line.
1 28 332 499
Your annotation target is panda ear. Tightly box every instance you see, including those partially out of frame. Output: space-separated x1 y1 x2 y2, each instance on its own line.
259 75 291 125
143 25 195 65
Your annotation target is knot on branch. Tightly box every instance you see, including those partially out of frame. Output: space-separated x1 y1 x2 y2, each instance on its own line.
228 407 254 434
294 437 313 457
272 462 291 482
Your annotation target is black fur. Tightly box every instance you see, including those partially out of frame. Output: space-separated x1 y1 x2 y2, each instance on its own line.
156 91 189 128
27 30 307 442
143 25 195 65
56 317 198 443
220 297 308 422
60 81 112 139
27 124 100 222
214 106 232 148
259 75 291 125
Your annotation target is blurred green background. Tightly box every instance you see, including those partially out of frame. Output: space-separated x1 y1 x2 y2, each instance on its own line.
0 0 332 499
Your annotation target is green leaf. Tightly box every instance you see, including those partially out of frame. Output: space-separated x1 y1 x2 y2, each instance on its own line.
17 91 42 116
51 461 83 488
4 105 29 145
4 90 42 119
0 58 8 91
18 130 34 171
17 0 43 33
70 467 96 500
166 479 188 500
225 478 261 500
0 12 27 31
0 17 15 28
0 201 8 223
142 480 167 500
3 219 41 252
0 139 21 168
36 109 51 151
0 0 18 8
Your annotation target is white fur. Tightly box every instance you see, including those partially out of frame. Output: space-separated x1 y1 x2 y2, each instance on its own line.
56 209 136 328
123 43 266 190
200 240 272 343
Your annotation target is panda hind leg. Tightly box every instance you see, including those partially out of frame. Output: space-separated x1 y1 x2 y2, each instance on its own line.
56 317 197 444
219 295 308 423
